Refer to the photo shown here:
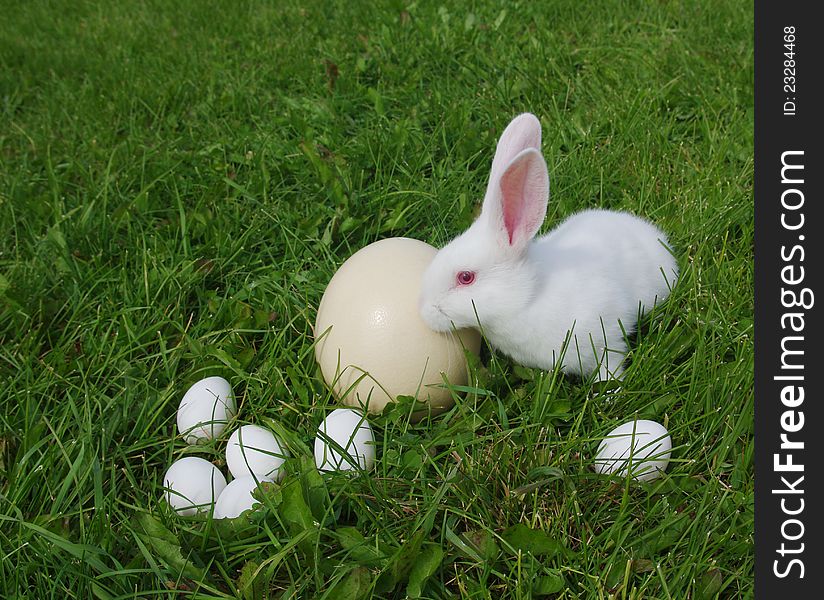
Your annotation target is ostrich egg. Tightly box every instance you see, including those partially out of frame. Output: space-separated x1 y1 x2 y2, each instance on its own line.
314 237 480 415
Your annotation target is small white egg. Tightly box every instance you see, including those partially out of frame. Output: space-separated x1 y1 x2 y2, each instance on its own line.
314 408 376 472
213 475 266 519
177 376 236 444
594 419 672 481
226 424 289 481
163 456 227 516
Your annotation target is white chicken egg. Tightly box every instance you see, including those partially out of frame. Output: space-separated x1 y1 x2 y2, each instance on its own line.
177 376 236 444
212 475 266 519
314 408 376 472
594 419 672 482
226 424 289 481
163 456 227 516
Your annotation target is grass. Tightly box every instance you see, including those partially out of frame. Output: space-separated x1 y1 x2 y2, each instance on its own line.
0 0 753 598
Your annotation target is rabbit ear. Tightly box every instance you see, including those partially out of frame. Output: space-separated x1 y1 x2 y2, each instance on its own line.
485 113 542 199
486 147 549 252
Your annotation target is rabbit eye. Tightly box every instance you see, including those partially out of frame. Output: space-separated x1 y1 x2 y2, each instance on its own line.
456 271 476 286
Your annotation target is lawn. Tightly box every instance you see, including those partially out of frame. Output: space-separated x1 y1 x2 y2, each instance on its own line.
0 1 753 598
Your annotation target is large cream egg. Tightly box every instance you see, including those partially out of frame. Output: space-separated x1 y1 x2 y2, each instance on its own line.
594 419 672 482
213 475 264 519
177 376 236 444
226 424 289 481
314 237 480 415
314 408 376 472
163 456 227 516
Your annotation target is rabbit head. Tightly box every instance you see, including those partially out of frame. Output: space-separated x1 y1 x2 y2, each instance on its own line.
419 113 549 332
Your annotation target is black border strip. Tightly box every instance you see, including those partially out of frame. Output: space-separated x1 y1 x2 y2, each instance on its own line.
755 2 822 596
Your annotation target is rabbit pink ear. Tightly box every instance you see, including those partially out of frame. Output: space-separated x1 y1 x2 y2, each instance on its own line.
496 148 548 250
486 113 542 196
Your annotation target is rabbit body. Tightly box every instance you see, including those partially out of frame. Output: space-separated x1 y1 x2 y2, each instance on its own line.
418 114 678 380
481 208 676 378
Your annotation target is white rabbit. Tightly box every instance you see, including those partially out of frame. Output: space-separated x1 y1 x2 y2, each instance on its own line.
418 113 678 381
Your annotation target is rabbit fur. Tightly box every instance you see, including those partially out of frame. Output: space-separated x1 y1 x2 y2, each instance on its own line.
418 113 678 381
